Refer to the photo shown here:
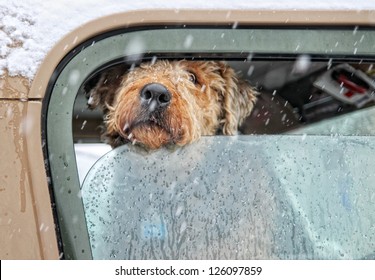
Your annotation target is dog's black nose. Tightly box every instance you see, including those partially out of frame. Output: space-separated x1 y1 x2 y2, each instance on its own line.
140 83 171 111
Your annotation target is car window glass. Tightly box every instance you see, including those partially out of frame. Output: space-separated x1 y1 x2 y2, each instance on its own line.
81 136 375 259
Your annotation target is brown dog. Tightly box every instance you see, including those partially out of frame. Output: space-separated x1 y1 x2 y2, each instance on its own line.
86 60 257 149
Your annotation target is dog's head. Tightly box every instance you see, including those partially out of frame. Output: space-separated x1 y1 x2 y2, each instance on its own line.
87 60 257 149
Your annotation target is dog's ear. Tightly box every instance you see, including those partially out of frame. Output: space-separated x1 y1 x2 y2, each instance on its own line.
85 65 126 112
217 63 257 135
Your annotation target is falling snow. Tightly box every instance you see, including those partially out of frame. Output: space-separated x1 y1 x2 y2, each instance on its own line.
293 55 311 74
1 0 375 79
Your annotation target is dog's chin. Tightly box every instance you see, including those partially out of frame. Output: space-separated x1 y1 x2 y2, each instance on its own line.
129 123 172 150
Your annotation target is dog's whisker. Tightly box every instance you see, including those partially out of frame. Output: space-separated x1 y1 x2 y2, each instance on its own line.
87 95 95 105
127 132 133 140
123 123 130 133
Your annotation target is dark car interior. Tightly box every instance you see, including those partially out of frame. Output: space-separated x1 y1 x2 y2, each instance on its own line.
73 58 375 143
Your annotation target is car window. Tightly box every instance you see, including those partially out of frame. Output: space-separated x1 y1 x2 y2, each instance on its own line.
43 25 375 259
82 136 375 259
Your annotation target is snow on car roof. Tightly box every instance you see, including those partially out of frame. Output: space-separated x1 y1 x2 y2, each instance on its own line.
1 0 375 79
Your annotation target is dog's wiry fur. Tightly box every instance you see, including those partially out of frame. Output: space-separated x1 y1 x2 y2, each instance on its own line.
87 60 257 149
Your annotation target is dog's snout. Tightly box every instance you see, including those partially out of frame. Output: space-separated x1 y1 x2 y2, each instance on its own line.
140 83 171 110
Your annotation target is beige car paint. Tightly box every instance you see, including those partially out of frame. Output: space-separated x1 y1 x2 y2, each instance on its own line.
0 99 58 259
0 9 374 259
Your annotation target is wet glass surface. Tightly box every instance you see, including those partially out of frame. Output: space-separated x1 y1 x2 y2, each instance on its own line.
81 135 375 259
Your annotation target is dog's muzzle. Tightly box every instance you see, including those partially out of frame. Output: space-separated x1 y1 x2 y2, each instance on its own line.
140 83 171 112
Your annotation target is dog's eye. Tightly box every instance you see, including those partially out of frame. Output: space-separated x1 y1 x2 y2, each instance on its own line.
188 72 197 84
